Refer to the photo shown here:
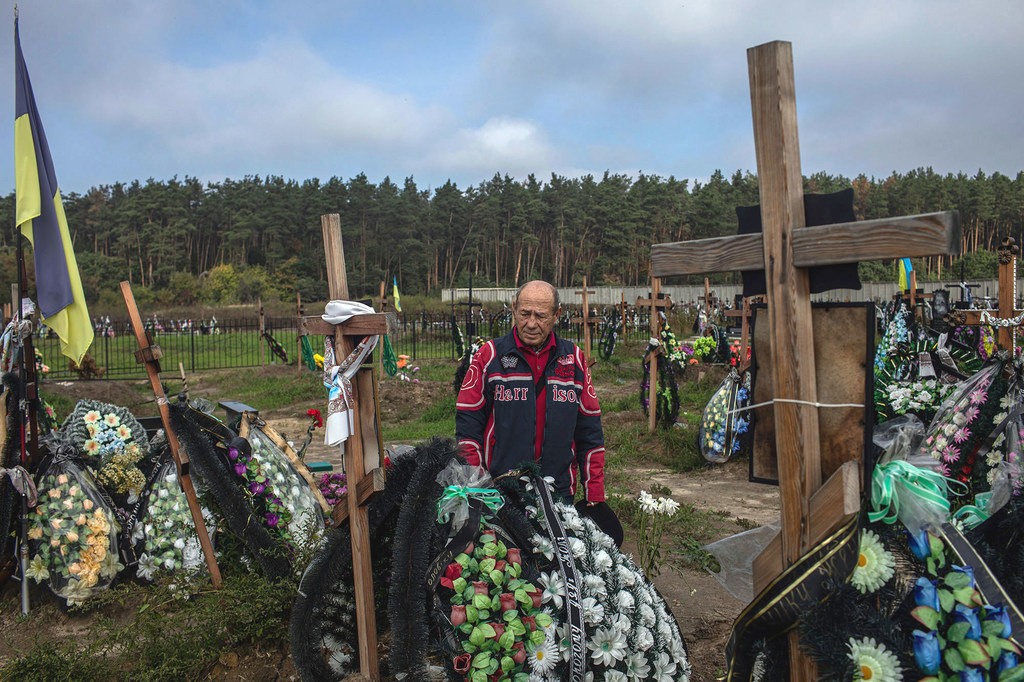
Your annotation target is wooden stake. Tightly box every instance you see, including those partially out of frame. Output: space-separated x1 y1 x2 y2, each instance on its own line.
119 281 222 589
636 278 673 433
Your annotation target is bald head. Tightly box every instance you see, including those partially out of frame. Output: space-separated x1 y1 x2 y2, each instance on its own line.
513 280 561 350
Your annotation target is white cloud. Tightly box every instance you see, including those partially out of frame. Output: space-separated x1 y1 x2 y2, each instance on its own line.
421 117 557 179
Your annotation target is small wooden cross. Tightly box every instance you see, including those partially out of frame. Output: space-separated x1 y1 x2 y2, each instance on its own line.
296 292 304 377
946 237 1024 350
119 281 223 589
651 41 960 676
636 277 674 433
571 276 601 365
258 296 266 366
703 277 719 314
295 214 395 680
722 297 755 371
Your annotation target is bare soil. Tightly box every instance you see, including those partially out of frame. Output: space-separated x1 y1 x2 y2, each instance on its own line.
11 360 779 681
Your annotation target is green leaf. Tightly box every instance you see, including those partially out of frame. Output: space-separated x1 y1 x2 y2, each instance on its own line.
490 569 504 586
453 577 468 593
953 586 979 606
472 651 492 669
471 670 486 682
469 627 485 647
510 620 526 636
463 641 477 653
944 647 965 672
451 594 465 605
501 656 515 672
529 629 545 646
466 605 479 623
514 674 530 682
983 620 1008 639
513 562 522 577
496 541 507 558
463 585 476 602
503 609 518 622
455 552 470 567
958 639 991 666
999 664 1024 682
507 579 524 591
486 658 499 675
535 612 552 628
473 594 491 610
479 609 491 621
938 589 956 613
498 630 515 651
515 588 529 604
912 606 941 630
479 623 496 638
484 542 498 557
944 571 971 590
479 558 496 574
947 622 970 643
491 594 501 611
460 623 474 634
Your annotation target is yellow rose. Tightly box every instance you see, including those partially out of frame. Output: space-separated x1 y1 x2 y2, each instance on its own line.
62 499 74 509
91 545 107 561
82 499 94 510
47 488 61 499
57 474 69 485
28 526 42 540
59 545 67 556
77 514 88 526
81 572 99 588
86 534 98 546
68 485 80 497
50 519 63 530
68 562 82 575
50 538 60 547
66 531 79 543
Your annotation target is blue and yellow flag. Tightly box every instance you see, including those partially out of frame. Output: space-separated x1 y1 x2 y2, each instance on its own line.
392 275 402 312
15 19 92 364
898 258 913 293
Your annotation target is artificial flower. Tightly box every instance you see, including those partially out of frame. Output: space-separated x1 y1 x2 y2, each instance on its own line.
529 633 559 675
538 570 566 609
851 529 895 594
912 629 941 676
624 651 651 680
847 636 903 681
651 651 678 682
952 603 982 640
589 626 628 667
581 596 605 624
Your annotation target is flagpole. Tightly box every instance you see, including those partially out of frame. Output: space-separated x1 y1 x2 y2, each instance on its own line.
16 224 30 615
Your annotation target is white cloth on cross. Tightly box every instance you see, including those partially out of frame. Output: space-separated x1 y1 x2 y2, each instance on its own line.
321 301 379 451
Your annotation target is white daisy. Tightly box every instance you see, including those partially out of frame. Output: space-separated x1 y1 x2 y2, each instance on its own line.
584 574 608 599
529 634 559 675
604 670 628 682
532 534 555 561
582 596 605 624
638 490 659 515
657 497 680 516
589 627 628 667
652 651 677 682
625 652 651 680
538 571 566 609
847 637 903 681
851 530 895 594
616 590 636 612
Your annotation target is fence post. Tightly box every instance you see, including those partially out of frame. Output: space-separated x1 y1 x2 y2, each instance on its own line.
104 330 110 378
190 326 196 373
412 317 417 359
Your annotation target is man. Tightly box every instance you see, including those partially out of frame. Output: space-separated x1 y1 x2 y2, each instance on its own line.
456 280 620 543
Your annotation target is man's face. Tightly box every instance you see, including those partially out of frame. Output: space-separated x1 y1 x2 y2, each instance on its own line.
514 285 559 350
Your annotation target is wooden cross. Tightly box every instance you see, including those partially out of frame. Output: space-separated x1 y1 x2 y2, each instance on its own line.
296 292 305 377
650 41 960 677
258 296 266 366
119 281 223 589
946 237 1024 350
636 277 674 433
722 296 755 372
703 277 719 314
296 214 394 680
571 276 601 365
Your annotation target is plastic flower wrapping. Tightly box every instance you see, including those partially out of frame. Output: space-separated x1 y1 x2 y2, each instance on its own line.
698 369 751 464
918 363 999 479
27 453 122 604
432 464 690 681
246 426 324 545
133 460 216 581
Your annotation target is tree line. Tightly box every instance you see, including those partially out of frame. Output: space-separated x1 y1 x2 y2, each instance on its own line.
1 166 1022 308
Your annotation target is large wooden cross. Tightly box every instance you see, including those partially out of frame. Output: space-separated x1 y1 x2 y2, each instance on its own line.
636 277 673 433
651 41 960 677
571 276 601 365
946 237 1023 350
296 214 395 680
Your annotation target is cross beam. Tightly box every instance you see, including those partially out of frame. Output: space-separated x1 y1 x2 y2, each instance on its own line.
947 237 1023 350
651 41 960 678
571 276 600 365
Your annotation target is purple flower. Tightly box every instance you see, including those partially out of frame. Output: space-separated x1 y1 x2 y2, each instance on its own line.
227 447 239 460
953 603 982 640
234 462 248 477
265 512 280 528
249 481 266 495
914 577 940 611
912 629 941 676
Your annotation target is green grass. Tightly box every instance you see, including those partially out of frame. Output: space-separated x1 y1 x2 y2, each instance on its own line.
386 393 457 444
187 368 324 412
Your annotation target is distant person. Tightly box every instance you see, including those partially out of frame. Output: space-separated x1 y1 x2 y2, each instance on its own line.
455 280 622 546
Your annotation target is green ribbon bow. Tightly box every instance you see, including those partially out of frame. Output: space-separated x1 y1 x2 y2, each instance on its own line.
436 484 505 524
952 491 994 529
869 460 961 526
382 335 398 377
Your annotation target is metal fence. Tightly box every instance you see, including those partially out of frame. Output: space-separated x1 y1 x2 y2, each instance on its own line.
34 307 660 380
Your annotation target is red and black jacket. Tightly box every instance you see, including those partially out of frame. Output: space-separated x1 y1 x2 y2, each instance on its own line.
455 331 605 502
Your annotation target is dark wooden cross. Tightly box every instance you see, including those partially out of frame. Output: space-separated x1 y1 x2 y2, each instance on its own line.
946 237 1024 350
703 277 719 314
636 277 674 433
722 296 755 372
119 282 223 589
296 292 305 377
650 41 960 677
296 214 395 680
571 276 601 365
257 296 266 366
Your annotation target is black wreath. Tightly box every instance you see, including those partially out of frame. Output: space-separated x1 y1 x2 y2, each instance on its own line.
263 331 289 363
598 310 620 361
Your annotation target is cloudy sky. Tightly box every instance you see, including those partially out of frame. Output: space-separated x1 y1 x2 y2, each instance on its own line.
2 1 1022 195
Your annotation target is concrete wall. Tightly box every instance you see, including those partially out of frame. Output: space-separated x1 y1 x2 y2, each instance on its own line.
442 279 1020 308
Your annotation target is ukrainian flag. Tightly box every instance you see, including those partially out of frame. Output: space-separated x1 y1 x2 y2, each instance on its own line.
392 275 402 312
14 19 92 364
898 258 913 294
